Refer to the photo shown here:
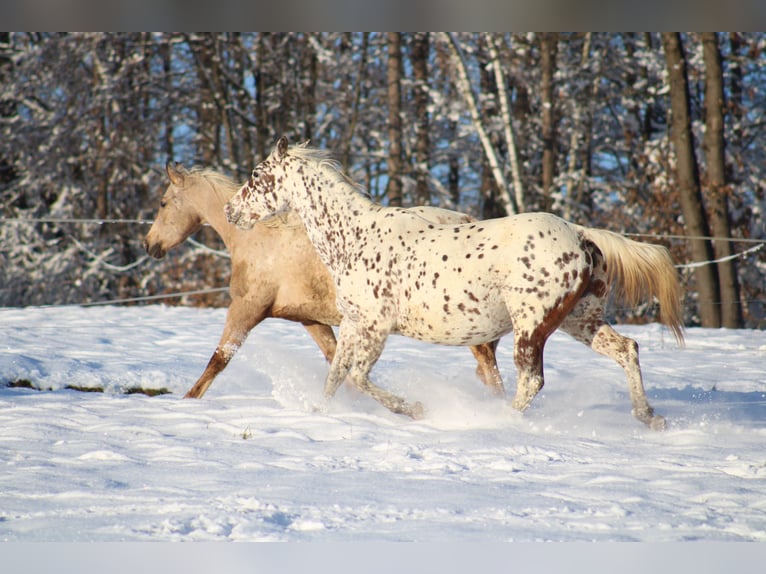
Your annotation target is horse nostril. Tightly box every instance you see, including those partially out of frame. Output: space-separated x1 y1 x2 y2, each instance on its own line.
145 241 165 259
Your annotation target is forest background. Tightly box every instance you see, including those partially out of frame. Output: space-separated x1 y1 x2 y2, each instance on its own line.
0 32 764 329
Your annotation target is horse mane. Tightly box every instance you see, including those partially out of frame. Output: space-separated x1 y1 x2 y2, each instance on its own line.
287 143 372 199
187 166 302 229
186 166 242 199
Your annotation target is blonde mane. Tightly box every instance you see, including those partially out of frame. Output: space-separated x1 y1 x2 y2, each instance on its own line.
188 166 301 229
187 166 242 199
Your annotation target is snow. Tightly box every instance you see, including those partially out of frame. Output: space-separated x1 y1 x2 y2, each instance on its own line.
1 304 766 546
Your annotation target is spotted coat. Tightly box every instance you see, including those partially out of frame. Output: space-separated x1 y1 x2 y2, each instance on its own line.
226 138 684 428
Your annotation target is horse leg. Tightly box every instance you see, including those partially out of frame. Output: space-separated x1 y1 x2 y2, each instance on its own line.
324 319 423 419
509 328 547 412
184 298 266 398
351 373 425 419
302 322 338 363
469 340 505 396
508 274 590 414
322 320 356 399
559 296 665 430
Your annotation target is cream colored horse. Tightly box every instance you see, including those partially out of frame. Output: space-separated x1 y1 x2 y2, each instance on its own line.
144 163 503 415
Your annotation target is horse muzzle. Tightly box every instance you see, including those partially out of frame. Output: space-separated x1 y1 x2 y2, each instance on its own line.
143 238 166 259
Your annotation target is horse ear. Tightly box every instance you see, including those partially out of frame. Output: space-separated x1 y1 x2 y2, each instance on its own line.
276 136 289 160
166 162 186 187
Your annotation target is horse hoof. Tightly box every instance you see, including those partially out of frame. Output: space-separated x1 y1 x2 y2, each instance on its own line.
410 401 426 420
649 414 667 431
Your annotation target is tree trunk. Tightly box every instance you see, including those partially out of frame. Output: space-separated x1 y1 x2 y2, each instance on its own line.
486 33 525 213
231 33 254 181
411 32 431 206
188 33 221 165
340 33 368 171
661 32 721 327
385 32 403 207
442 32 516 215
302 33 318 142
0 32 17 190
477 38 503 220
702 32 743 328
159 38 175 163
254 33 271 161
540 32 558 212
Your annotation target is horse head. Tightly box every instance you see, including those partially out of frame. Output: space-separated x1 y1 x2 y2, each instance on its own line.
225 136 291 230
143 162 205 258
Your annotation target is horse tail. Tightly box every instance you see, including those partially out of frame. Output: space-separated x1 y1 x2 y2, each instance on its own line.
575 225 685 346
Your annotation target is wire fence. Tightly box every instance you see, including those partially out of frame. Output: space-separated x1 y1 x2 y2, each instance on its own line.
2 216 765 311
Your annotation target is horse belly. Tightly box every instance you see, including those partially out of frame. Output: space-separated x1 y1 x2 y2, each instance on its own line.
397 290 513 346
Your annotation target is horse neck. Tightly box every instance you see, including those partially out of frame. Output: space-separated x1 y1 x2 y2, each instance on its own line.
286 162 375 271
190 175 239 249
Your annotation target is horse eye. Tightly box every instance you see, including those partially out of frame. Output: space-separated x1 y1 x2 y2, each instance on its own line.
160 200 167 208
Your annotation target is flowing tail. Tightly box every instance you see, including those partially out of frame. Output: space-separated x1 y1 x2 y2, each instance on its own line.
575 225 685 346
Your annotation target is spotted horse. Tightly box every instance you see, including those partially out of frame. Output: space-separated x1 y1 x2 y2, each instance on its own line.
226 137 685 429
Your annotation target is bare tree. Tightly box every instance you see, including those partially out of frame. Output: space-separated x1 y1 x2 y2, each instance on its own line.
702 32 743 328
410 32 430 206
661 32 721 327
540 32 558 212
477 37 504 219
339 33 369 171
0 32 17 193
441 32 516 215
486 34 525 213
385 32 403 206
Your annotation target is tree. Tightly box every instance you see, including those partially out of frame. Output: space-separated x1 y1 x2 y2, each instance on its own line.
539 32 558 212
410 32 430 206
702 32 743 328
441 32 516 215
385 32 403 207
661 32 721 328
0 32 16 191
486 33 525 213
477 36 505 219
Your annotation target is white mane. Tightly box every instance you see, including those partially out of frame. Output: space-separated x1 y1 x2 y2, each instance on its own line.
287 144 371 199
189 166 301 229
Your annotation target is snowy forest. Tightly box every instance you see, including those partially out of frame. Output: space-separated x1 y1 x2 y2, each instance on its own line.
0 32 764 329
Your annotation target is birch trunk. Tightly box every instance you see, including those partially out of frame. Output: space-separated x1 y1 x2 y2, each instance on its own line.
442 33 516 215
485 33 525 213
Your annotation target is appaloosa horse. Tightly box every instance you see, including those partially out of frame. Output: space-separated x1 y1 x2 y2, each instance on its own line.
226 138 684 429
143 163 502 414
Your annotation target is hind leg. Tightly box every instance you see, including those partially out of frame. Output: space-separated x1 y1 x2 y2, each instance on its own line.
303 322 337 363
560 297 665 430
508 270 590 414
510 329 546 412
469 340 505 396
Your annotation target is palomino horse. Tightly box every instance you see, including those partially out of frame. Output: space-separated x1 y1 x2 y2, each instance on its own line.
143 163 503 415
226 138 685 429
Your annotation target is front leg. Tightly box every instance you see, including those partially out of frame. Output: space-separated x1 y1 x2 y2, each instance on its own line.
323 318 423 419
185 298 267 398
323 319 356 398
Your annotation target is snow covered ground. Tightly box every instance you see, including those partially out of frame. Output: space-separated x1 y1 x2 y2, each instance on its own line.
1 304 765 545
